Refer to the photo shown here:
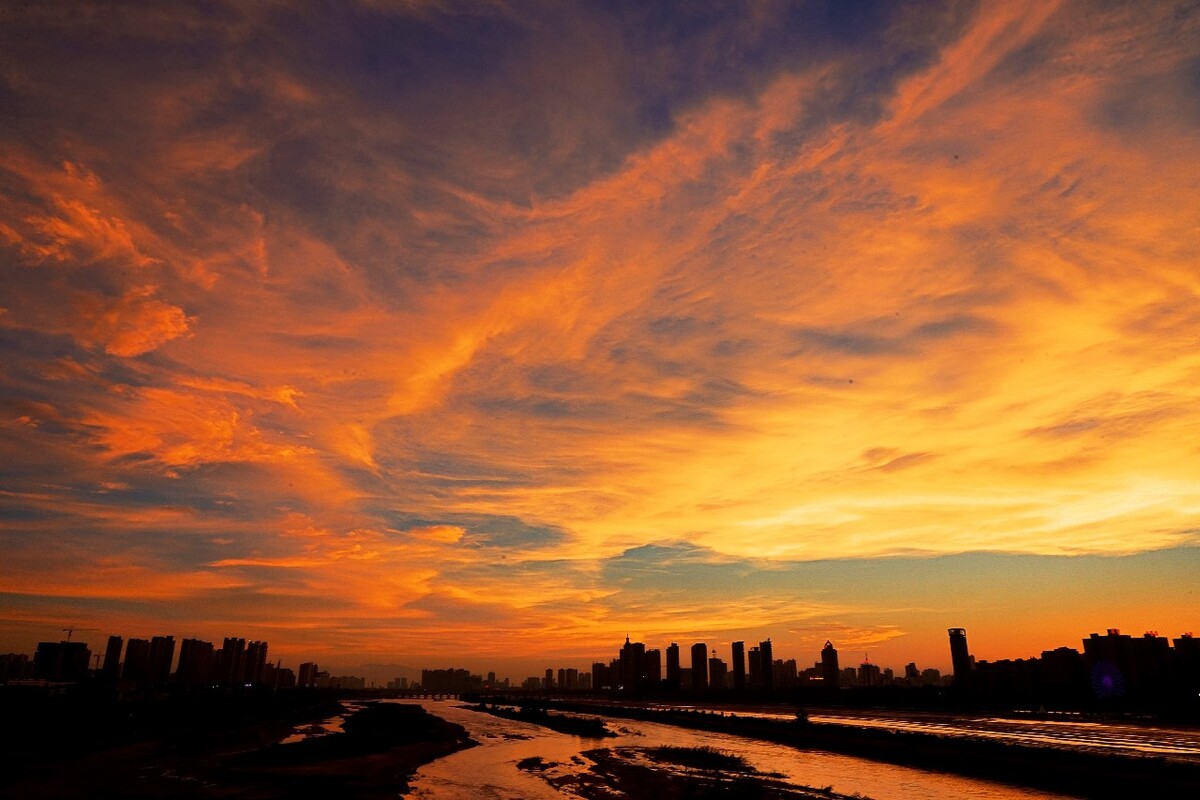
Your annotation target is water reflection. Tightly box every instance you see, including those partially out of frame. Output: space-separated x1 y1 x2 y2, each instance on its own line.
402 701 1072 800
277 702 362 745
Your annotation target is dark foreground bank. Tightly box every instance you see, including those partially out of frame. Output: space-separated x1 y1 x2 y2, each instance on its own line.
0 698 473 798
536 699 1200 799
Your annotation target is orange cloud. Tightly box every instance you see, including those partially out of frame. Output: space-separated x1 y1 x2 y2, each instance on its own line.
75 285 193 356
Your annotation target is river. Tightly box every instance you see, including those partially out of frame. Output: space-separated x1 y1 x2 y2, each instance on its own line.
620 701 1200 762
400 700 1076 799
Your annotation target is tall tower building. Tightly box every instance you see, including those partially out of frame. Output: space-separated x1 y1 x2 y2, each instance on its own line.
216 637 246 686
244 641 268 685
821 641 840 688
708 650 727 689
122 638 151 683
948 628 972 684
102 636 123 678
177 638 215 687
298 661 319 688
644 648 662 687
690 642 708 691
665 643 681 689
619 636 646 690
759 639 774 691
148 636 175 685
732 641 746 690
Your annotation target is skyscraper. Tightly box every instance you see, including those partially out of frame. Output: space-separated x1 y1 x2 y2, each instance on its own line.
948 628 972 684
298 661 319 688
732 641 746 690
148 635 175 685
216 637 246 686
708 650 727 689
690 642 708 691
177 638 214 687
644 648 662 687
759 639 774 691
122 638 151 683
244 641 268 685
619 636 646 690
666 643 681 689
102 635 123 678
33 640 91 683
821 641 840 689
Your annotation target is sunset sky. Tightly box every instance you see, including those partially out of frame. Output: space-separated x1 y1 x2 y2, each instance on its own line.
2 1 1198 678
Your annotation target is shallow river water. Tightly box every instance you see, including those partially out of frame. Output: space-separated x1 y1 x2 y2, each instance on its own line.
400 700 1076 800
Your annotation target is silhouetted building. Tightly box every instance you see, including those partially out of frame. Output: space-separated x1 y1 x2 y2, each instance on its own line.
33 641 91 683
1174 633 1200 691
666 643 681 689
948 628 972 685
759 639 774 690
619 636 647 690
732 641 746 690
709 651 727 689
275 666 296 689
645 649 662 687
840 666 858 687
216 637 246 687
1039 646 1086 701
422 668 477 693
176 638 215 687
298 661 319 688
148 636 175 686
122 638 151 683
1083 629 1171 700
750 645 765 687
858 659 882 687
775 658 797 688
821 641 840 688
243 640 268 685
592 661 610 689
545 668 554 689
690 642 708 691
0 653 32 682
102 636 123 678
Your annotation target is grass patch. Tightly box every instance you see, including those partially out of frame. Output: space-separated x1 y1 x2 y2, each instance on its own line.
645 746 751 772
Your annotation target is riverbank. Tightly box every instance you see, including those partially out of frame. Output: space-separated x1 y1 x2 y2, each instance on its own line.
541 699 1200 798
466 702 616 737
0 699 473 798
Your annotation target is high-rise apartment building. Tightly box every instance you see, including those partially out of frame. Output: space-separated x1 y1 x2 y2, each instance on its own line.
177 638 215 687
759 639 774 690
148 636 175 685
690 642 708 691
666 643 681 689
102 636 123 678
